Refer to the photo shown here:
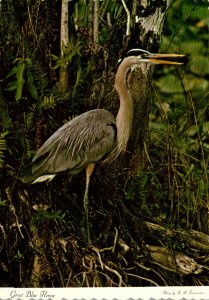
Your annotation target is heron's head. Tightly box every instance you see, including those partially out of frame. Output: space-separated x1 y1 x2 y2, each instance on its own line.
115 48 186 92
120 48 187 66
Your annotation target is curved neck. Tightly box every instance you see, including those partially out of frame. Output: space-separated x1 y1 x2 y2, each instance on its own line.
114 57 136 153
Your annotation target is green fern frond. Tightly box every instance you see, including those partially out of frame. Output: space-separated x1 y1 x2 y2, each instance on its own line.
24 137 35 159
72 67 82 97
24 104 37 130
31 210 65 227
40 95 56 110
0 115 12 131
51 40 82 69
33 62 49 98
0 131 8 168
51 82 68 102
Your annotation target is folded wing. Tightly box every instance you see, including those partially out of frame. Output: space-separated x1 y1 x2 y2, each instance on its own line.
22 109 117 183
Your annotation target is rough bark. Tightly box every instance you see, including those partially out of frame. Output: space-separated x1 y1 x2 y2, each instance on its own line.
93 0 99 48
126 0 174 174
60 0 69 92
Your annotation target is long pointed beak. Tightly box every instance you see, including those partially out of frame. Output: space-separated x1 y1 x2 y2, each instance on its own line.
140 53 186 65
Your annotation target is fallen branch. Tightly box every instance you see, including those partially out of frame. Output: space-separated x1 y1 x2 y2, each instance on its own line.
145 221 209 252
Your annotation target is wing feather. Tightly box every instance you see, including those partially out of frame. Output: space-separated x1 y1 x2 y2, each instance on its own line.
31 109 116 177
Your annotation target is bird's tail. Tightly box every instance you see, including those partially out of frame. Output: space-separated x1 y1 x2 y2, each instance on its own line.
20 164 36 183
21 161 49 183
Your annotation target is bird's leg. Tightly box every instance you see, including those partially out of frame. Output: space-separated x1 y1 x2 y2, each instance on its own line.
84 163 95 245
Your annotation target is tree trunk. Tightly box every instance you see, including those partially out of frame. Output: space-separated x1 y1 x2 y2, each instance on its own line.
126 0 174 174
93 0 99 48
60 0 69 92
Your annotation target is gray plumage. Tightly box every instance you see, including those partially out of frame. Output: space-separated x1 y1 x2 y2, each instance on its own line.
22 109 116 183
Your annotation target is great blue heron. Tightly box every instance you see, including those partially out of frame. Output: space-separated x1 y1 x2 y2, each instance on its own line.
22 49 185 244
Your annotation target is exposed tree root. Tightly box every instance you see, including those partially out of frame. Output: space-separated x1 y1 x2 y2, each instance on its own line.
146 245 203 275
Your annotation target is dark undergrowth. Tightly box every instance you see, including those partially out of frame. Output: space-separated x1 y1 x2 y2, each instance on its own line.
0 0 209 287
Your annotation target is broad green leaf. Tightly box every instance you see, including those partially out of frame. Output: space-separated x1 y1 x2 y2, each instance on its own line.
191 55 209 76
190 5 209 20
180 40 205 55
27 69 38 99
155 73 183 94
183 74 209 93
5 81 17 91
6 66 18 79
27 82 38 100
15 62 26 101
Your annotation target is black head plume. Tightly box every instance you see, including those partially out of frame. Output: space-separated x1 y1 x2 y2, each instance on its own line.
125 48 151 58
116 48 151 70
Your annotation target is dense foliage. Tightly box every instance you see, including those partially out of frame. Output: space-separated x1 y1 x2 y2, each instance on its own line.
152 0 209 230
0 0 209 287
